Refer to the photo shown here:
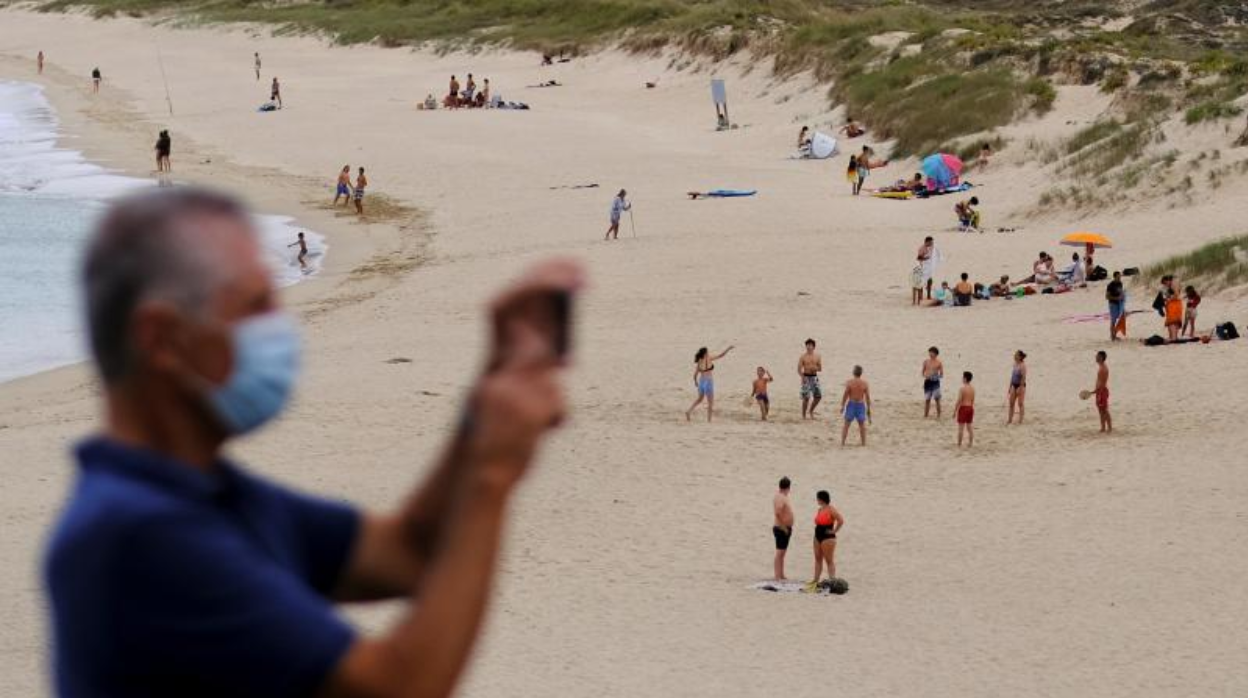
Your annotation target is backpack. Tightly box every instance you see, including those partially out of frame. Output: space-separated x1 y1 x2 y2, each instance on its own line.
1089 265 1108 281
1217 322 1240 340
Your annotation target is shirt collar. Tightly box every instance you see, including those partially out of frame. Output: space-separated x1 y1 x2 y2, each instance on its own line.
75 436 240 502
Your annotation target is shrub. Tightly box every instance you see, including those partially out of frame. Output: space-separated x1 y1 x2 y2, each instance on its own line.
1185 101 1244 125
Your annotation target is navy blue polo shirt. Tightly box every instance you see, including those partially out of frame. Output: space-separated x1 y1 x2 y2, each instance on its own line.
44 437 360 698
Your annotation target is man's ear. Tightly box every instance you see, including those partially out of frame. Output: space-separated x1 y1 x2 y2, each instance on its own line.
131 302 187 377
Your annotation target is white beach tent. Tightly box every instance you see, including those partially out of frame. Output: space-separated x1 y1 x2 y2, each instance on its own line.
809 132 839 159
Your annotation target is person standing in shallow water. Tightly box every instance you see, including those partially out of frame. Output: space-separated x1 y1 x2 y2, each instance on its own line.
685 345 733 422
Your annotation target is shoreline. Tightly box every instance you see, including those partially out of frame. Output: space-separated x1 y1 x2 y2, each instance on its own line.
0 52 428 389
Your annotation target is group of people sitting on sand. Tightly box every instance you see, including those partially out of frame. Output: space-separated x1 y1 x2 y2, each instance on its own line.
912 239 1109 308
440 73 492 109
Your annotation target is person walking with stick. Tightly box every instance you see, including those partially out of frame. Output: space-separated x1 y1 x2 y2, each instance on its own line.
605 189 630 241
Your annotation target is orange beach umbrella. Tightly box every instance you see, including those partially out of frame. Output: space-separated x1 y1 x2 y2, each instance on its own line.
1060 232 1113 249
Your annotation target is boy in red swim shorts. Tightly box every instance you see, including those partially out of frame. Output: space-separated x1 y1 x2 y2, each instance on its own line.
1091 350 1112 433
955 371 975 448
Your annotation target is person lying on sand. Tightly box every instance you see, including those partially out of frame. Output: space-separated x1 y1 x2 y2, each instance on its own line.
879 173 924 193
839 119 865 138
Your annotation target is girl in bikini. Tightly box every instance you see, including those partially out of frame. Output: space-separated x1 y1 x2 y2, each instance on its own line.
808 490 844 590
685 345 733 422
1007 350 1027 425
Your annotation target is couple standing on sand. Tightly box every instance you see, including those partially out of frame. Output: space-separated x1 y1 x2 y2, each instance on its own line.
772 477 845 589
333 165 368 214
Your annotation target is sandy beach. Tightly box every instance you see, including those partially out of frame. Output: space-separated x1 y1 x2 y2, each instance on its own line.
2 9 1248 696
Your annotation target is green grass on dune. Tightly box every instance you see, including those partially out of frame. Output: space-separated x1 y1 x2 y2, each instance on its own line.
1144 235 1248 291
20 0 1248 158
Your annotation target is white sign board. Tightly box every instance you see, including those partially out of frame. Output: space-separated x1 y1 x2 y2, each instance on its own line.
710 79 727 106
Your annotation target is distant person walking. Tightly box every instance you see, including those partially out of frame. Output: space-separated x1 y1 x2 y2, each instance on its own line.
798 338 822 419
772 477 794 581
333 165 353 206
808 490 844 590
955 371 975 447
254 52 261 81
839 365 872 447
288 231 309 270
154 130 171 173
270 76 282 109
353 167 368 215
1007 350 1027 425
922 346 943 419
605 189 630 241
685 345 733 422
855 145 888 193
37 50 44 75
448 75 460 107
91 67 101 93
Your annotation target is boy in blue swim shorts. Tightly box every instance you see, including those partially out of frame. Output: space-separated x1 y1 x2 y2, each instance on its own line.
840 365 872 447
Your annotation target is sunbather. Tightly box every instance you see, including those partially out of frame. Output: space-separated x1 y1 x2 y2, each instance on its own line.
840 119 865 138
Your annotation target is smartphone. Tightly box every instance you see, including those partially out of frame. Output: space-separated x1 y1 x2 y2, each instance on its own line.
547 290 573 359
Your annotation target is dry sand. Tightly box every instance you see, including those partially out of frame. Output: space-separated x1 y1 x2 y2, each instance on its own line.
2 9 1248 696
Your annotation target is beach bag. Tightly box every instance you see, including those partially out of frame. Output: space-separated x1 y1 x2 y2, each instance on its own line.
1152 291 1166 316
1089 265 1108 281
1217 322 1239 340
1144 334 1167 346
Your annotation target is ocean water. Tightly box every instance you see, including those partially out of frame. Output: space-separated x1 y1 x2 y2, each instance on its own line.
0 81 325 383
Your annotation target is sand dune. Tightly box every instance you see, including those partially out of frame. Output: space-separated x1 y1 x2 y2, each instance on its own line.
2 9 1248 696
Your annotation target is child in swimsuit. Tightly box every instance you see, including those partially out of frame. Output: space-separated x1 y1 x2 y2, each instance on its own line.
846 156 859 195
956 371 975 447
752 367 773 421
1182 286 1200 338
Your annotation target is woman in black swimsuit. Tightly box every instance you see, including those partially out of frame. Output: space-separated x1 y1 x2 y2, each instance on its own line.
810 490 844 588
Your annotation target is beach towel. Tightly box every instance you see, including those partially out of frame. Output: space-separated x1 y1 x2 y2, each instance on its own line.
257 101 278 112
749 579 848 595
688 189 757 199
871 190 914 200
917 181 973 198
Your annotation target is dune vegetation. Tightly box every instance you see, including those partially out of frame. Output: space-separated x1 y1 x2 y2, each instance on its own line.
16 0 1248 157
1144 235 1248 291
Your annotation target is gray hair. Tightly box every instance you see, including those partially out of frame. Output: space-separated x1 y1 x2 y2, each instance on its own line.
82 187 250 383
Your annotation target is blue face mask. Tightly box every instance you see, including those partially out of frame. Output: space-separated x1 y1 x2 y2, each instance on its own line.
204 312 301 435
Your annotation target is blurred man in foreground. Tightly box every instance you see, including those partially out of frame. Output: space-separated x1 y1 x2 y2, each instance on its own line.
44 187 582 698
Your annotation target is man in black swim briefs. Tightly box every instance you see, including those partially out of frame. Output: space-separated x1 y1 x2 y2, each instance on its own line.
772 477 794 580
